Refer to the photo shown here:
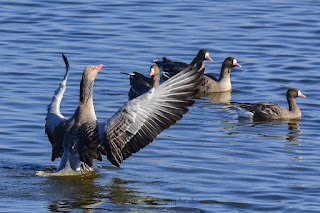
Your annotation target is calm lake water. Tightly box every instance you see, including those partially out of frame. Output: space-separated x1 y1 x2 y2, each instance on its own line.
0 0 320 212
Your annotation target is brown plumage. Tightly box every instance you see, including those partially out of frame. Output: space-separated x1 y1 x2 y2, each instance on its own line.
231 88 306 120
198 57 241 94
45 54 204 173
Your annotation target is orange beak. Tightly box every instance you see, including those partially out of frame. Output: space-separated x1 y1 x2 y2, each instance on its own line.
96 64 103 72
149 68 155 76
299 93 306 98
233 62 241 67
206 55 213 61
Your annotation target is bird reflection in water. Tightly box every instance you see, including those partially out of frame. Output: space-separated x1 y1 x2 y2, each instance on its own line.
45 174 102 212
196 91 232 109
235 118 302 142
45 175 161 212
286 121 302 142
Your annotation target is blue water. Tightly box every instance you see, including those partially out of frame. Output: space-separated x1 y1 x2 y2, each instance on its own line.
1 0 320 212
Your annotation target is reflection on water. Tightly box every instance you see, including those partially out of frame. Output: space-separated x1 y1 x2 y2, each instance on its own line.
45 175 205 212
44 174 102 212
234 118 302 142
197 91 231 105
104 177 141 205
45 175 164 212
1 0 320 212
287 122 302 142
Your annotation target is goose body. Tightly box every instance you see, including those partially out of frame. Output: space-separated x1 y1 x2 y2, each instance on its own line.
154 57 189 77
45 54 204 173
154 49 212 79
232 88 306 120
122 65 160 100
155 54 240 94
198 57 241 94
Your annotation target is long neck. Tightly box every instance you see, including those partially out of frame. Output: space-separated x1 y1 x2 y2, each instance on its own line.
77 76 96 121
219 64 231 81
287 96 300 113
196 60 205 71
190 56 205 70
190 56 198 66
80 76 94 104
152 74 160 87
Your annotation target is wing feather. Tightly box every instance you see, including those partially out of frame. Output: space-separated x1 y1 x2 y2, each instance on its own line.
98 65 204 167
45 53 70 161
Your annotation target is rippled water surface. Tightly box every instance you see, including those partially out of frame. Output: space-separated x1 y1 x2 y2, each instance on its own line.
1 0 320 212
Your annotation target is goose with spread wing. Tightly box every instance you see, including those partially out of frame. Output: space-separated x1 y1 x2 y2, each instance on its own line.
45 54 204 173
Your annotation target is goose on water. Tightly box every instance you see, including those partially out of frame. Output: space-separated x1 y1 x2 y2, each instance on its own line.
198 57 241 94
45 53 204 173
154 51 240 94
231 88 306 120
154 49 212 80
121 64 160 100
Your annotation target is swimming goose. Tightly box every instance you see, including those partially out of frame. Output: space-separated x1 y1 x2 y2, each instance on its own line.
198 57 241 94
45 54 204 173
231 88 306 120
121 64 160 100
153 49 212 79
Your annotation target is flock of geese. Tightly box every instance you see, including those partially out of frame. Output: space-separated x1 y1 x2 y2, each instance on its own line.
45 50 306 173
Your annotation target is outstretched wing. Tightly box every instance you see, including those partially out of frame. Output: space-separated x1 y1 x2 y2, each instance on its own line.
45 53 70 160
98 65 204 167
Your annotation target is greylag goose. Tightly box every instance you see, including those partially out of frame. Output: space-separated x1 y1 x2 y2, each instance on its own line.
153 49 212 79
198 57 241 94
231 88 306 120
121 64 160 100
45 54 204 173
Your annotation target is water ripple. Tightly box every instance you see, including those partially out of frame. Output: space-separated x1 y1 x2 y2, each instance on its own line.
0 0 320 212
